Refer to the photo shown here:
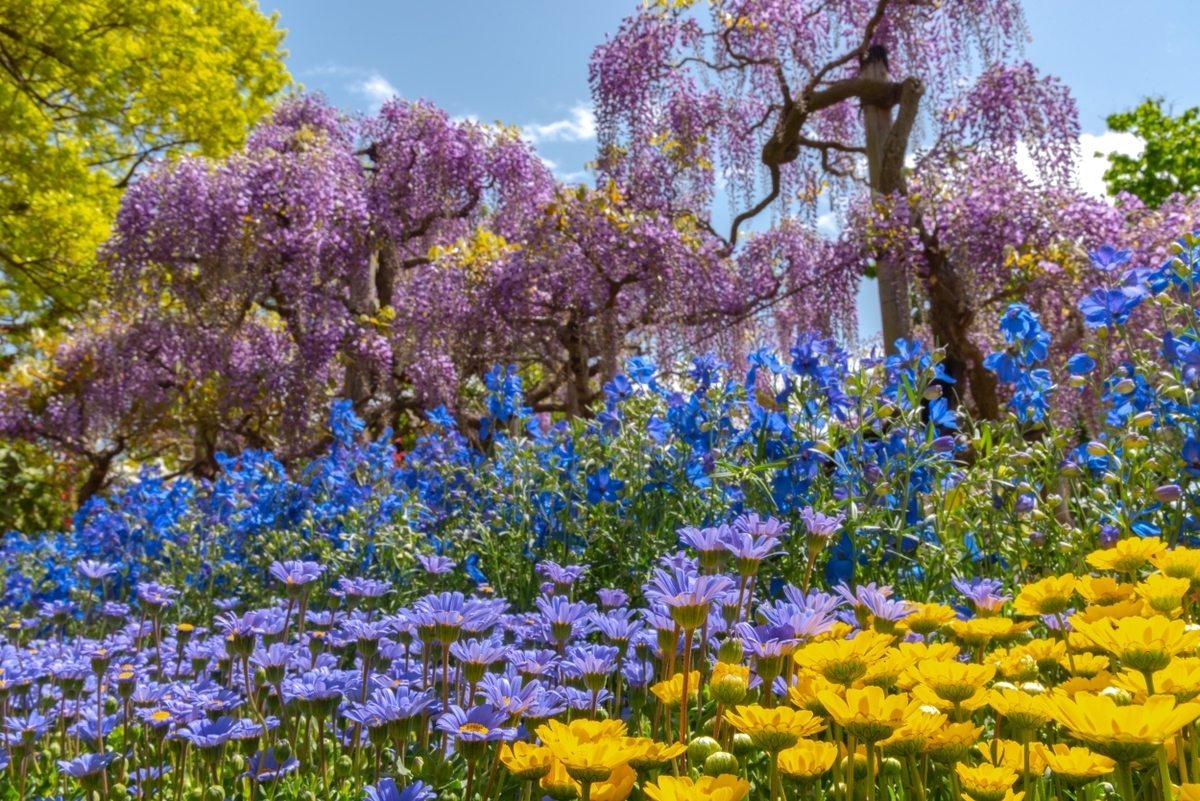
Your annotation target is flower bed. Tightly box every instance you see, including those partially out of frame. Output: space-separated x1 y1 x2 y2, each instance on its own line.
11 537 1200 801
7 237 1200 800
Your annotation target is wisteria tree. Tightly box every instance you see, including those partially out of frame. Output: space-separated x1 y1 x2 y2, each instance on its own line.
589 0 1094 412
0 91 861 499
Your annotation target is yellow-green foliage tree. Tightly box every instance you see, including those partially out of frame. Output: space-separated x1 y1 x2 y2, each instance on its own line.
0 0 290 337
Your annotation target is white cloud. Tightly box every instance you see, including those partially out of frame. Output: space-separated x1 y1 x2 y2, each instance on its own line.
350 72 399 111
1076 131 1143 199
816 212 839 236
302 65 399 111
522 104 597 144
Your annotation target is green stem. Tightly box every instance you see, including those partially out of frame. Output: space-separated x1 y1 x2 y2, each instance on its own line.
846 734 857 801
1159 745 1176 801
1118 760 1136 801
906 755 927 801
680 627 694 750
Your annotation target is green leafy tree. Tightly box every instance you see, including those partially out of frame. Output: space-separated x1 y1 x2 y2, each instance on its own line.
0 0 290 336
1102 98 1200 207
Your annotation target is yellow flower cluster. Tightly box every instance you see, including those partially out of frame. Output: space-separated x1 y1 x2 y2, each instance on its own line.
504 538 1200 801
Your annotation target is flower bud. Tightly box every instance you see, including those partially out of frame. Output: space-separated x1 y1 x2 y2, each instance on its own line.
1100 686 1131 706
732 732 754 757
204 787 226 801
1155 484 1184 502
1059 459 1081 477
931 435 956 453
711 675 747 705
841 753 869 780
273 740 292 762
717 638 743 664
1132 411 1155 427
704 751 739 777
688 736 721 766
1086 440 1108 456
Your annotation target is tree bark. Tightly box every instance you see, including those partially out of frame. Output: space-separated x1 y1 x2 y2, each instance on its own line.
561 314 592 419
916 224 1001 419
860 46 914 354
345 249 381 408
77 440 123 505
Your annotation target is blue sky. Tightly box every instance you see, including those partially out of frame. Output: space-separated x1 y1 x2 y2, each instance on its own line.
267 0 1200 340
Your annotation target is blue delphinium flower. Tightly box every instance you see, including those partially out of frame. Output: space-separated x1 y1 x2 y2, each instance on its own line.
585 467 624 504
1088 244 1133 272
1066 353 1097 375
1079 287 1145 328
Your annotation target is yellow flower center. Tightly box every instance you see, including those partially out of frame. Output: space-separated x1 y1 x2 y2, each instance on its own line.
459 722 490 736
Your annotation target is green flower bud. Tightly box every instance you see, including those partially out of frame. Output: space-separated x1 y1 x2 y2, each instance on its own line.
335 754 353 777
717 639 743 664
1100 686 1132 706
732 732 754 757
703 751 739 777
273 740 292 762
688 736 721 765
203 787 226 801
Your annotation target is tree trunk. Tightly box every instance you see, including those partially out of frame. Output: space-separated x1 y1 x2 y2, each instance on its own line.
561 314 592 419
599 288 621 389
860 46 913 355
345 249 382 409
919 228 1001 419
76 441 123 505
